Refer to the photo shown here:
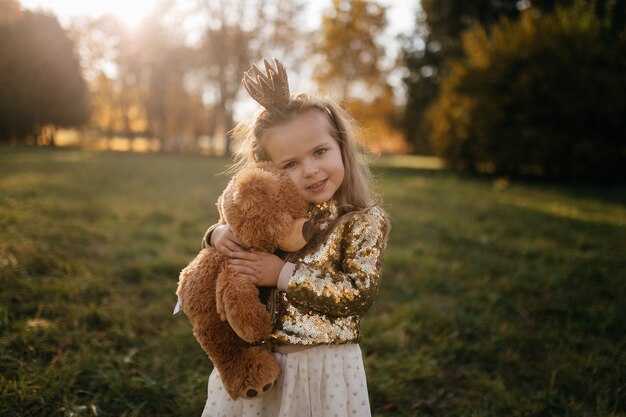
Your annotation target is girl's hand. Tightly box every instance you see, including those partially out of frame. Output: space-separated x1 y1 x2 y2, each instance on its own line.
211 224 245 256
228 251 285 287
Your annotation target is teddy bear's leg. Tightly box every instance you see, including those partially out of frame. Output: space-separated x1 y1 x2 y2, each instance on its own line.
215 344 281 400
215 268 273 343
177 249 280 400
185 284 280 399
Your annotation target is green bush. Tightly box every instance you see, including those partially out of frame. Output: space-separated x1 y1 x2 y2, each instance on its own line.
426 1 626 181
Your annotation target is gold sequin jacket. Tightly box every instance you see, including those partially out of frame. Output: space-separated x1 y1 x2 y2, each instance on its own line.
268 201 390 347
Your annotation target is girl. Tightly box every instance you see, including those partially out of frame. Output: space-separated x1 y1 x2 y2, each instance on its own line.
200 58 389 417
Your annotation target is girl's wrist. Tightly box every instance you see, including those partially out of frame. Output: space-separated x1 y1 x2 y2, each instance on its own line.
277 262 296 291
202 224 220 249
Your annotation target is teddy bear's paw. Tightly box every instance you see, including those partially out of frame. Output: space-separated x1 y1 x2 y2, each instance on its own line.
241 381 275 399
235 346 281 399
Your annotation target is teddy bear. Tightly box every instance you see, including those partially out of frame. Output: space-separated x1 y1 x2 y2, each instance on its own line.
175 162 311 400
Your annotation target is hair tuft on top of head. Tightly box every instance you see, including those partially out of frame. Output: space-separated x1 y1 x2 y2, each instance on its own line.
242 58 290 111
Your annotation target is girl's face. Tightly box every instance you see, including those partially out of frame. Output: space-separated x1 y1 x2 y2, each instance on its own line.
263 109 345 204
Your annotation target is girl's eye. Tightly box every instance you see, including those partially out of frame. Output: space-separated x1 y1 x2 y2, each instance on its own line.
284 161 296 169
314 148 327 156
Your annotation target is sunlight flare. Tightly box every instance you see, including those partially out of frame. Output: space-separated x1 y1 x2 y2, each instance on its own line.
21 0 151 28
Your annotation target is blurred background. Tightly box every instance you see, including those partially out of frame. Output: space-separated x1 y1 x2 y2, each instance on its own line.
2 0 624 179
1 1 625 416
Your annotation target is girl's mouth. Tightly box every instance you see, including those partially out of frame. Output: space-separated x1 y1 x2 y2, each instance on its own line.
306 179 327 192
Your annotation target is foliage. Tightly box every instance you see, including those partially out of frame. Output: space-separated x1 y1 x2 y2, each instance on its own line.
426 1 626 180
313 0 405 153
0 9 89 144
401 0 522 153
1 147 625 416
314 0 388 100
346 92 409 154
401 0 626 154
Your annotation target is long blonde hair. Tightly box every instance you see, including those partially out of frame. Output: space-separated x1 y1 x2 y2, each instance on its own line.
231 92 376 213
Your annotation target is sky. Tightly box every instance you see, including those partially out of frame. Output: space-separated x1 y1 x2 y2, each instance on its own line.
19 0 417 37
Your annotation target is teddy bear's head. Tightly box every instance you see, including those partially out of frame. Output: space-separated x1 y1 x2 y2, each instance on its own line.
219 162 309 253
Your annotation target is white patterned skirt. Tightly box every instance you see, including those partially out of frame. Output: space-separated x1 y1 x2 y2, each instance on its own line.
201 344 371 417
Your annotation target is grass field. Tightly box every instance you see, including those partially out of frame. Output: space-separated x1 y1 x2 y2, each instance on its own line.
1 147 625 416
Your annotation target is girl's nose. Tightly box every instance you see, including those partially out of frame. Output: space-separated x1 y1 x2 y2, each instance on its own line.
303 161 319 178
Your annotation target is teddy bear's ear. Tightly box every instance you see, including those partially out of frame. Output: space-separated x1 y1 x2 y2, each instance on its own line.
232 168 280 213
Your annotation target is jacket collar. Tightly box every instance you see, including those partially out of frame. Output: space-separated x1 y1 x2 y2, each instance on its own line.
308 199 339 230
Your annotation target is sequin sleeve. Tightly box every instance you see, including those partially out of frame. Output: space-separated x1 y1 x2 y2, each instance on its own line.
286 206 389 317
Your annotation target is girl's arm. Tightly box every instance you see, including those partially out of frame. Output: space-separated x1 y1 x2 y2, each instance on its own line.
283 207 389 317
202 223 246 255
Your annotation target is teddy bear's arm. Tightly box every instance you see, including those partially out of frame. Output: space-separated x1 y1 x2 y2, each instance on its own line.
285 207 389 317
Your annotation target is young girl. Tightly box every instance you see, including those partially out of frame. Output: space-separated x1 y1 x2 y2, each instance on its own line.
200 58 389 417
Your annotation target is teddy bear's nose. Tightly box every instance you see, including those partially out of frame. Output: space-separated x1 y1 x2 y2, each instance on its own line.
246 389 258 397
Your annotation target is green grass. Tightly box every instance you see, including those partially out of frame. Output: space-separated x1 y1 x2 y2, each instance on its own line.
1 147 625 416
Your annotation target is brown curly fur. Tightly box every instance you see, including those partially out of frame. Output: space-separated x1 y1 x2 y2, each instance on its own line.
176 162 308 400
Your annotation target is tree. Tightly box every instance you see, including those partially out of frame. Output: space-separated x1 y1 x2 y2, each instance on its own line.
0 9 89 144
70 15 127 140
426 1 626 180
402 0 626 154
313 0 388 100
201 23 252 155
401 0 520 154
138 5 207 151
70 7 210 152
311 0 405 152
197 0 306 155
